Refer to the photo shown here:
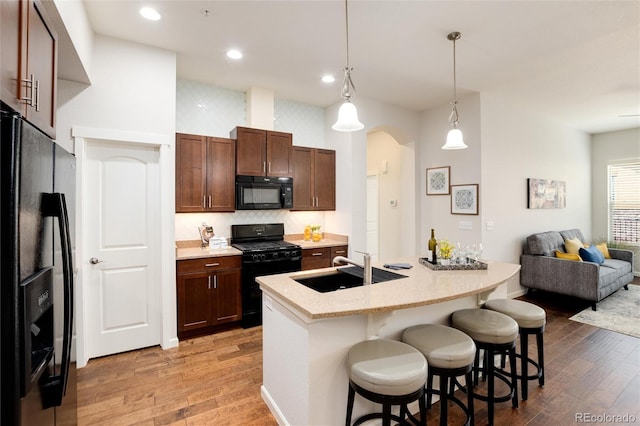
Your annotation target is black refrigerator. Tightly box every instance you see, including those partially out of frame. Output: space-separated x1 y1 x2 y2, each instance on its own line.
1 102 77 425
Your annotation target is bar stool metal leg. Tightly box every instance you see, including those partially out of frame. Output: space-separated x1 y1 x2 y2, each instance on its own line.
484 299 546 401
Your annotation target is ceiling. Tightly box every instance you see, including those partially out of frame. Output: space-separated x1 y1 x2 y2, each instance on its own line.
80 0 640 134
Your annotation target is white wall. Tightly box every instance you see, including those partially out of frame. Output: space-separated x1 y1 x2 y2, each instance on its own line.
420 94 482 257
57 36 177 151
324 96 421 263
480 92 592 295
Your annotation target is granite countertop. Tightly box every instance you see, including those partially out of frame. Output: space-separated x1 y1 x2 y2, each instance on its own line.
175 233 348 260
176 245 242 260
285 232 348 249
256 257 520 320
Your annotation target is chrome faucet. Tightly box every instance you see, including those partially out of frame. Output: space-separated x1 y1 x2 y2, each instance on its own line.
332 251 372 286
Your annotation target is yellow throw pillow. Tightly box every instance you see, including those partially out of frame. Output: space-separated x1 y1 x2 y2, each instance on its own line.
564 238 584 255
555 250 582 261
595 242 611 259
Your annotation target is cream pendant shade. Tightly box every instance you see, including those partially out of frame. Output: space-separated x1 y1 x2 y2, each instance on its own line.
332 0 363 132
332 101 364 132
443 31 467 150
442 128 467 150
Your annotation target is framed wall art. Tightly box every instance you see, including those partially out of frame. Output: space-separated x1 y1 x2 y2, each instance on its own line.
527 178 566 209
426 166 450 195
451 184 479 215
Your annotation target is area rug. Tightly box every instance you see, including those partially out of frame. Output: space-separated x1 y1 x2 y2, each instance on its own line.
569 284 640 338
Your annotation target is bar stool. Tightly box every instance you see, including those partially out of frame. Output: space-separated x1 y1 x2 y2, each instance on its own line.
402 324 476 426
484 299 546 400
346 339 427 426
451 309 519 426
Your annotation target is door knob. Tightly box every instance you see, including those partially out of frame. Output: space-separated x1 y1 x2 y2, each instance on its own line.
89 257 103 265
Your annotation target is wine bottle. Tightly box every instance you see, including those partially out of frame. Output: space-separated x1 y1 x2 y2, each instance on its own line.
428 229 438 264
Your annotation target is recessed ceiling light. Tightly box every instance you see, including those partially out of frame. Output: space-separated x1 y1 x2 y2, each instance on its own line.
140 7 161 21
226 49 243 60
322 75 335 83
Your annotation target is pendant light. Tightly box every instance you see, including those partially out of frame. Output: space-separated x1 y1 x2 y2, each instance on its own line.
332 0 364 132
442 31 467 150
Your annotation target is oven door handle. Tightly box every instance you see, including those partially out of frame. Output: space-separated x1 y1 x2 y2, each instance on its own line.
243 257 301 265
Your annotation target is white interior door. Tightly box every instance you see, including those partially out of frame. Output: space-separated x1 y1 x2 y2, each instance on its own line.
366 175 379 260
84 140 161 358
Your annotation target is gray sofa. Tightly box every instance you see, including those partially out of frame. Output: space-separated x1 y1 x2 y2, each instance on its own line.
520 229 634 310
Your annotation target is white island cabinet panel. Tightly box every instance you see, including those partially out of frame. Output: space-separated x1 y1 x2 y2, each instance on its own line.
258 257 520 425
262 294 370 425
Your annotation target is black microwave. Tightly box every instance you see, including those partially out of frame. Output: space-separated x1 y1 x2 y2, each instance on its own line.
236 175 293 210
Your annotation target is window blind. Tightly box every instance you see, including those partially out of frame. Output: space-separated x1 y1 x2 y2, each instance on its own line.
608 161 640 244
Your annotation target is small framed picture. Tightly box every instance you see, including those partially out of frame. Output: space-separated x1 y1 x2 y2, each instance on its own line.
426 166 450 195
451 184 479 215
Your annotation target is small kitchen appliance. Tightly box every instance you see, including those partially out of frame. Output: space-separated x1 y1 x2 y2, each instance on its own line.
235 176 293 210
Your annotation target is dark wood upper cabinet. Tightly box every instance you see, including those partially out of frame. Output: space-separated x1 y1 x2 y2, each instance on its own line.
0 0 57 138
1 0 22 113
175 133 236 213
313 149 336 210
231 126 292 177
292 147 335 211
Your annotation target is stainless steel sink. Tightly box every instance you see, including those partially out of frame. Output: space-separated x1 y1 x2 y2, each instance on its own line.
294 266 407 293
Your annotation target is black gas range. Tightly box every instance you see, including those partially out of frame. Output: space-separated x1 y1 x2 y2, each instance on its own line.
231 223 301 328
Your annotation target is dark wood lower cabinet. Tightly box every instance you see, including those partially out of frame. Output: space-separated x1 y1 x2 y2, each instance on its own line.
301 245 348 270
176 256 242 339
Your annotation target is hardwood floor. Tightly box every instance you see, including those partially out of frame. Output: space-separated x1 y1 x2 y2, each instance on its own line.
77 283 639 425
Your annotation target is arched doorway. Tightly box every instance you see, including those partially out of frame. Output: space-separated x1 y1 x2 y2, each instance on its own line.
366 128 417 261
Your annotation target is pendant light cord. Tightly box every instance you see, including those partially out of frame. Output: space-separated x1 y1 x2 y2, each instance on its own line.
345 0 350 69
341 0 355 100
447 32 461 127
452 36 457 102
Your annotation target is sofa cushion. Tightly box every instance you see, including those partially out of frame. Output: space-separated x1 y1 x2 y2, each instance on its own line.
525 231 564 256
598 265 622 288
555 250 582 261
579 245 605 264
565 238 585 255
602 259 632 275
595 242 612 259
560 229 586 243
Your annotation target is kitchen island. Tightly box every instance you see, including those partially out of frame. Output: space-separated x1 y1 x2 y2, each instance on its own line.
256 257 520 425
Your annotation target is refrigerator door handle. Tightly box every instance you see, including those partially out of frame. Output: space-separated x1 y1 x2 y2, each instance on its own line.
40 193 74 407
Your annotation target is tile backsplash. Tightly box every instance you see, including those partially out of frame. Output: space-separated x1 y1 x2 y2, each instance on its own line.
176 211 327 242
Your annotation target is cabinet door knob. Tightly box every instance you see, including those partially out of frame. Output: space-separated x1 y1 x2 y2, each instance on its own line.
89 257 103 265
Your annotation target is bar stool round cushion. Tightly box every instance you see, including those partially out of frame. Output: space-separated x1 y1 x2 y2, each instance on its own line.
484 299 546 329
451 309 518 344
347 339 427 396
402 324 476 370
